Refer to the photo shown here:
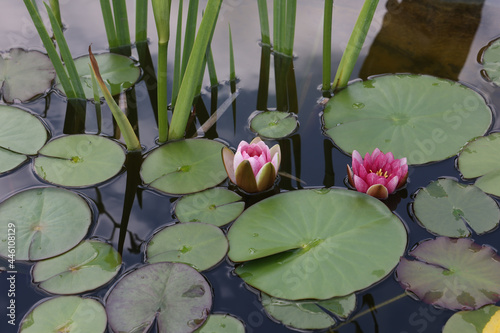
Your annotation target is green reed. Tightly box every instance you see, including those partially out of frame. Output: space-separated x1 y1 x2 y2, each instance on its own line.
322 0 334 92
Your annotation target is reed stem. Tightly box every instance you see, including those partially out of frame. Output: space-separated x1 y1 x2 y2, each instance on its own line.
322 0 334 91
135 0 148 43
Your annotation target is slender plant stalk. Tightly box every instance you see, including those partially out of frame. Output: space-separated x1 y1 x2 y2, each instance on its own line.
229 23 236 82
284 0 296 57
152 0 172 143
207 46 218 87
257 0 271 46
44 3 86 100
49 0 62 29
169 0 223 140
89 47 141 151
112 0 131 47
100 0 118 49
181 0 199 79
322 0 333 91
135 0 148 43
332 0 379 91
89 66 102 134
273 0 283 54
171 0 183 107
23 0 75 98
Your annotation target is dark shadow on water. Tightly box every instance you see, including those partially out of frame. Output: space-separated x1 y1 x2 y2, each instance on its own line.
63 98 86 134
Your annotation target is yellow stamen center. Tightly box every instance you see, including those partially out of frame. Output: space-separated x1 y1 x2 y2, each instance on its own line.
370 169 389 178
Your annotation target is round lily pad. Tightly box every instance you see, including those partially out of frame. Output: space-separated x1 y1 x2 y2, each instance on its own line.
20 296 107 333
0 187 92 261
55 53 141 99
194 314 245 333
482 38 500 86
33 240 121 294
106 262 212 333
412 178 500 237
0 105 48 173
34 134 125 187
323 74 492 165
397 237 500 310
261 292 356 330
457 133 500 197
146 222 228 271
175 188 245 226
0 48 55 103
227 188 407 300
141 139 227 195
443 305 500 333
250 111 298 139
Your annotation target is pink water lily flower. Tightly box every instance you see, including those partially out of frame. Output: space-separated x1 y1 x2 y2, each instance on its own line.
347 148 408 199
222 137 281 193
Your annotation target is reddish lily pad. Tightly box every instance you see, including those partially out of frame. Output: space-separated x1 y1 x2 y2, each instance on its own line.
397 237 500 310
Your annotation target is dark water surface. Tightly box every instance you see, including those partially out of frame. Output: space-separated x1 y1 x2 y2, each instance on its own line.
1 0 500 332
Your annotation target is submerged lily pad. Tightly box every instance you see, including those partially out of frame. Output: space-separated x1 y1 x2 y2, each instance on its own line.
146 222 228 271
34 134 125 187
55 53 140 99
0 105 48 173
412 178 500 237
106 262 212 333
20 296 107 333
397 237 500 310
0 48 55 103
0 187 92 261
175 188 245 226
33 240 121 294
457 133 500 197
443 305 500 333
227 188 407 300
262 293 356 330
141 139 227 195
194 314 245 333
323 74 492 165
250 111 298 139
482 38 500 86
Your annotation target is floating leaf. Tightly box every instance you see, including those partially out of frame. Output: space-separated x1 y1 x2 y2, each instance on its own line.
443 305 500 333
34 134 125 187
0 105 48 173
194 314 245 333
261 293 356 330
141 139 227 195
146 222 228 271
106 262 212 333
32 240 121 294
55 53 141 99
0 187 92 261
175 188 245 226
227 189 407 300
397 237 500 310
250 111 298 139
0 48 55 103
20 296 107 333
323 74 492 165
482 38 500 86
457 133 500 197
412 178 500 237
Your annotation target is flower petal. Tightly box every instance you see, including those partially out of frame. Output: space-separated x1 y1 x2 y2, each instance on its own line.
235 160 259 193
270 144 281 169
347 165 355 187
222 147 236 184
386 175 399 194
271 151 280 176
353 175 369 193
366 184 389 199
256 162 276 192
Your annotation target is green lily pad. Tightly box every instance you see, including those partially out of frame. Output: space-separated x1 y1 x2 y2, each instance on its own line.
175 188 245 226
0 105 48 173
397 237 500 310
261 293 356 330
412 178 500 237
457 133 500 197
250 111 298 139
106 262 212 333
443 305 500 333
482 38 500 86
227 188 407 300
194 314 245 333
32 240 121 294
34 134 125 187
0 48 55 103
141 139 227 195
146 222 228 271
0 187 92 261
20 296 106 333
55 53 141 99
323 74 492 165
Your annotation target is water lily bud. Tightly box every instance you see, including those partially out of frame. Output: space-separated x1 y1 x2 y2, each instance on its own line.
222 137 281 193
347 148 408 199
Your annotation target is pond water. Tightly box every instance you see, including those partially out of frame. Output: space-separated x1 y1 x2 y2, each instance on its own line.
1 0 500 332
